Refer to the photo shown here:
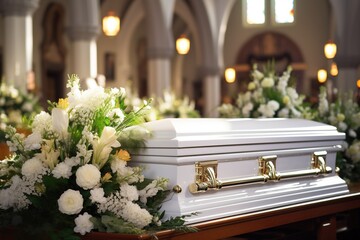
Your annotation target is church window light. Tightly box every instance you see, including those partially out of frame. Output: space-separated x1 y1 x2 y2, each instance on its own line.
273 0 295 24
243 0 295 26
245 0 265 25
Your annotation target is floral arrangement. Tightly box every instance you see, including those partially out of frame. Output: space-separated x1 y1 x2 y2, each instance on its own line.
217 61 360 183
0 75 193 239
313 87 360 183
153 91 200 119
124 90 200 120
0 82 42 142
218 61 307 119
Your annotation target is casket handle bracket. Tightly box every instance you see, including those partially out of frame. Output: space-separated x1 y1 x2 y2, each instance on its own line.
312 151 331 173
189 161 221 193
258 155 280 181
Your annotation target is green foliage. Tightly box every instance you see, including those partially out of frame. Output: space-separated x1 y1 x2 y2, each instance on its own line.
156 213 198 233
93 215 145 234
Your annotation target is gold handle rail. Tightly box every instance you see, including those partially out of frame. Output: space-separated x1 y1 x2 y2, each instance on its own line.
189 151 332 194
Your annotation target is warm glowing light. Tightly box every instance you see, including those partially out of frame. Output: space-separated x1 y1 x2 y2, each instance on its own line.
102 11 120 36
26 70 35 91
330 62 338 76
225 68 236 83
317 69 327 83
176 35 190 55
357 79 360 88
324 41 337 59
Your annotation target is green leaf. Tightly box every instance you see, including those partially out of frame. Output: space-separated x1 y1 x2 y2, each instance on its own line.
146 190 170 211
135 178 153 190
43 175 69 192
98 215 145 234
26 195 43 209
102 181 119 196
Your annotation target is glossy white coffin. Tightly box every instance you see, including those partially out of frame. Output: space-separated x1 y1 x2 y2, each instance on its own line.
131 118 349 223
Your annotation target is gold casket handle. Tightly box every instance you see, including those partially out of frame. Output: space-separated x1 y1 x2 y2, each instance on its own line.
189 151 332 194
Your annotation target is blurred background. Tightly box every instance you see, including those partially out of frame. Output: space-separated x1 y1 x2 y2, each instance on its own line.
0 0 359 117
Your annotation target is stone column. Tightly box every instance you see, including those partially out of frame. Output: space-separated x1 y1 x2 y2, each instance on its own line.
330 0 360 92
201 67 221 118
0 0 39 91
67 0 100 80
144 0 174 98
147 51 172 98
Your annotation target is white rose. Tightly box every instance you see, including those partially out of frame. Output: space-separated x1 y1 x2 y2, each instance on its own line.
90 188 106 203
76 164 101 190
346 141 360 163
21 158 44 178
74 212 94 235
58 189 83 215
261 77 275 88
252 69 264 80
52 162 72 179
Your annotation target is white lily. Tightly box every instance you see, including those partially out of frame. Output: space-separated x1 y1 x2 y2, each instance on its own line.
52 108 69 140
37 140 60 170
92 126 120 169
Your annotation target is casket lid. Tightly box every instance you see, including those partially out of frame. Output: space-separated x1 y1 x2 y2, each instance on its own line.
141 118 345 148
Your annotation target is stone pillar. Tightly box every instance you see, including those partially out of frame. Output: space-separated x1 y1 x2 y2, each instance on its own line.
144 0 174 98
330 0 360 92
202 69 221 118
147 53 172 98
0 0 39 91
67 0 100 80
337 68 358 93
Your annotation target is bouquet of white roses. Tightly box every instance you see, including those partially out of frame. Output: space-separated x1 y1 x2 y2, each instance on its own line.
0 75 192 239
314 86 360 182
218 61 307 119
0 83 42 142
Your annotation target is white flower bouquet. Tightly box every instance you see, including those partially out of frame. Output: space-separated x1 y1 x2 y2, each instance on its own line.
154 91 200 119
124 90 200 120
218 61 307 119
314 86 360 182
0 83 42 142
0 75 193 239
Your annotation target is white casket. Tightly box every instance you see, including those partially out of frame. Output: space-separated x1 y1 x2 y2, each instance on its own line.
131 118 349 223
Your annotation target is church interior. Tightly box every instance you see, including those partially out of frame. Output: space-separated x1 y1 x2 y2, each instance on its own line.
1 0 359 117
1 0 360 240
